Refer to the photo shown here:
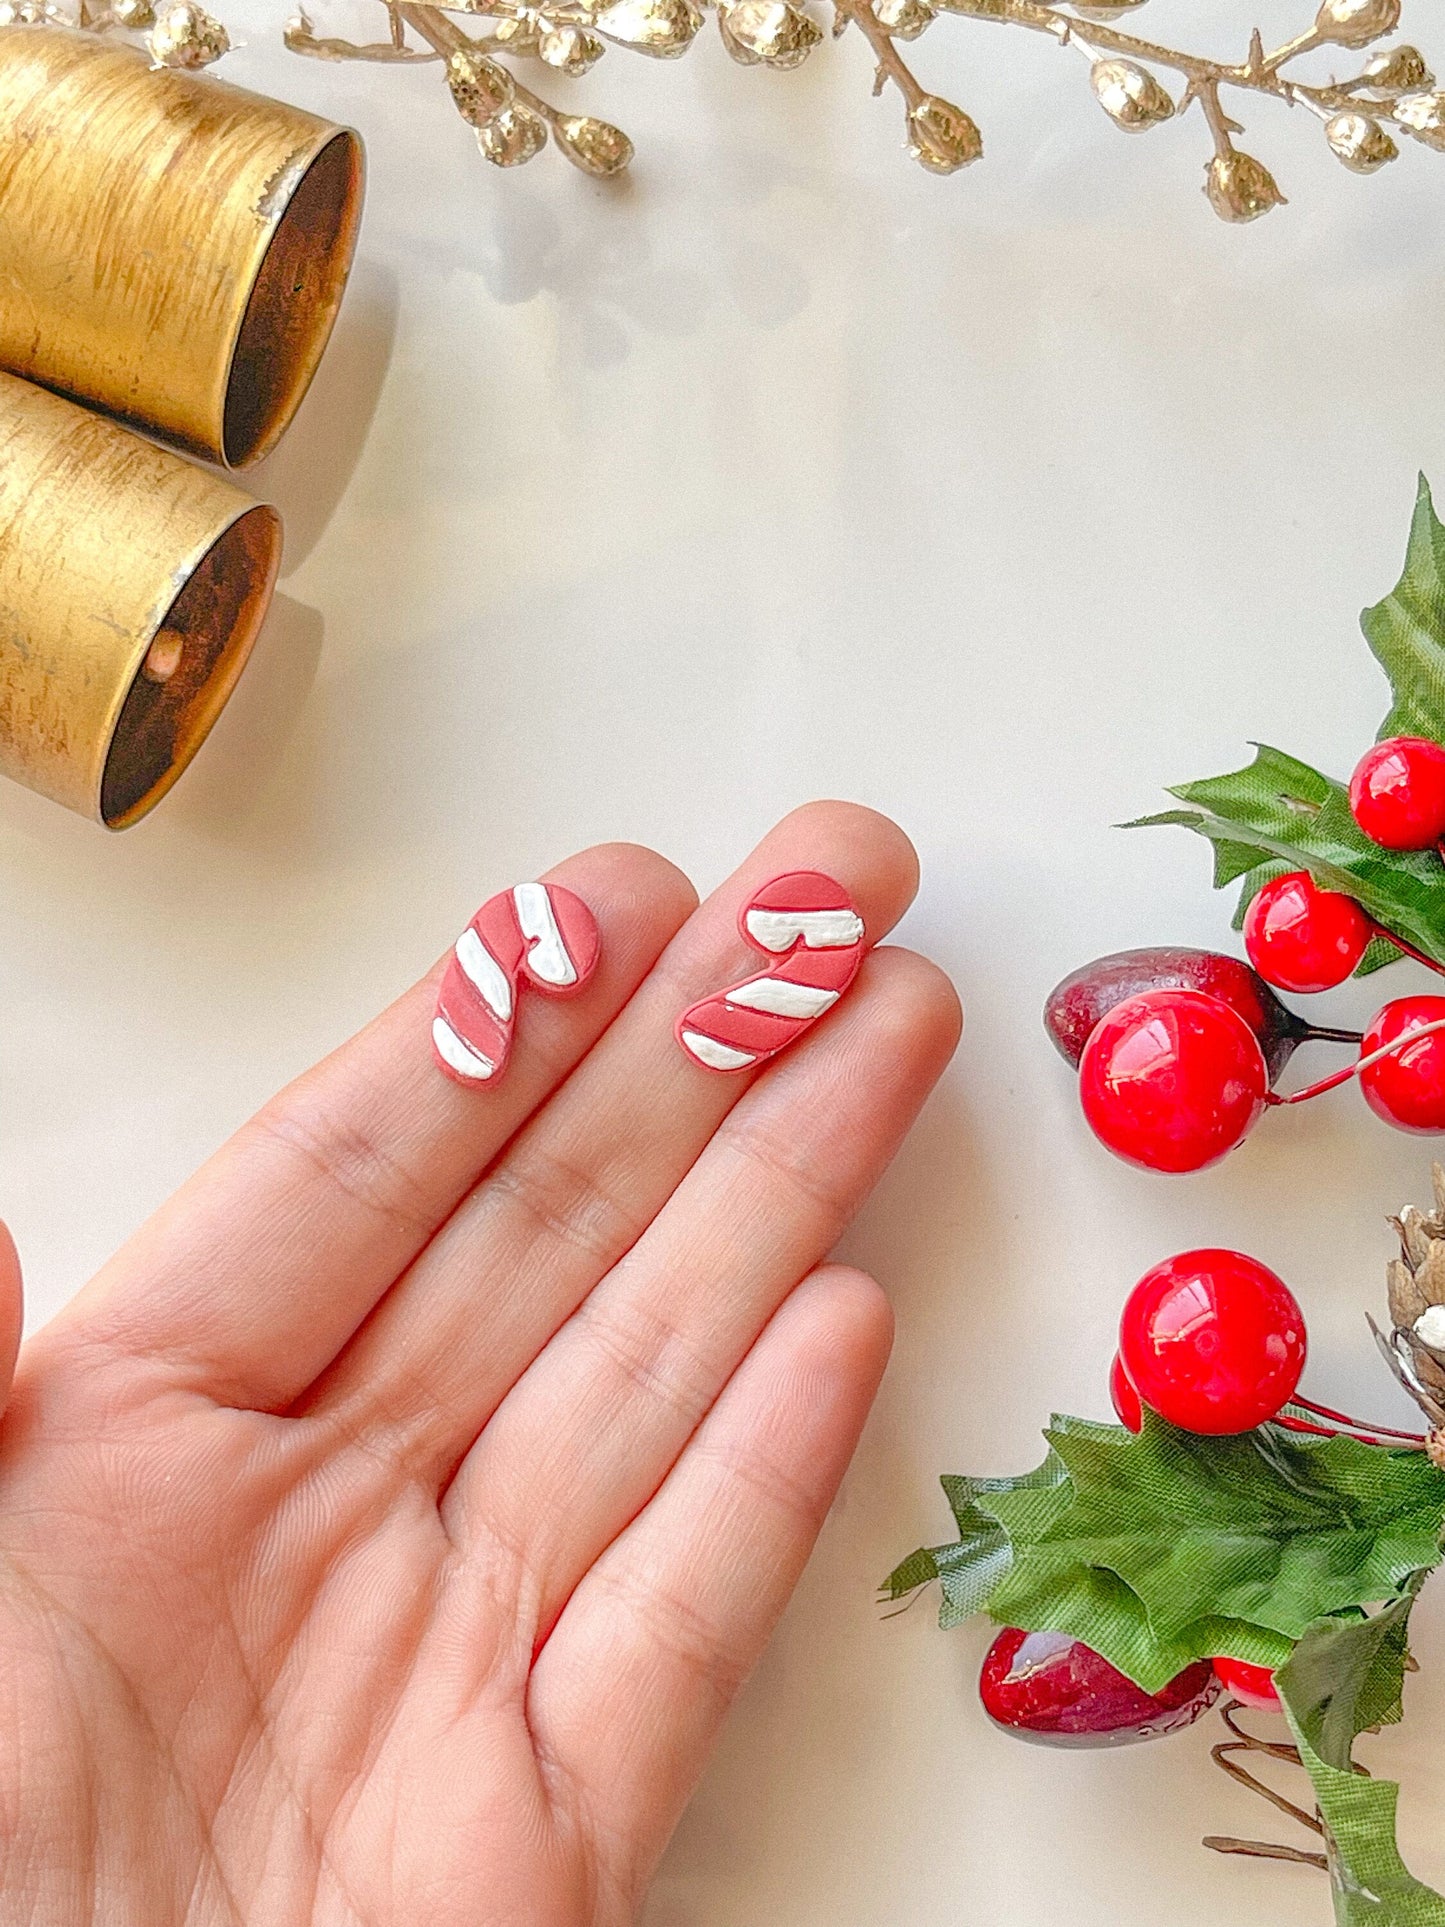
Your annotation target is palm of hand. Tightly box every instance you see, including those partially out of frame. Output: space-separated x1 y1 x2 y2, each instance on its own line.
0 806 957 1927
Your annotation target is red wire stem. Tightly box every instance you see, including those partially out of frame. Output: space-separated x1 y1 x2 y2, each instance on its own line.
1266 1017 1445 1107
1291 1394 1425 1441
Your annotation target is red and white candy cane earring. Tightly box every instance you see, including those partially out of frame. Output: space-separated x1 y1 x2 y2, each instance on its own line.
433 882 600 1087
676 871 865 1074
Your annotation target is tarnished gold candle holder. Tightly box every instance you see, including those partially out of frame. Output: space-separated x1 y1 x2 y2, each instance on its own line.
0 373 281 828
0 27 363 469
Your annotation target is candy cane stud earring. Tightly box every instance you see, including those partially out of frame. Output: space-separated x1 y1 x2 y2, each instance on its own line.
433 882 600 1086
676 871 865 1074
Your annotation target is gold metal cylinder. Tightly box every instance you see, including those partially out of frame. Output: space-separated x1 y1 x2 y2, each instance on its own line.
0 372 281 827
0 27 364 469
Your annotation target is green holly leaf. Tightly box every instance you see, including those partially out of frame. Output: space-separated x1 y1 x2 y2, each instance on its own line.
1362 475 1445 747
882 1453 1068 1629
988 1415 1445 1666
1278 1588 1445 1925
1356 936 1408 977
1129 744 1445 968
885 1415 1444 1695
985 1538 1295 1694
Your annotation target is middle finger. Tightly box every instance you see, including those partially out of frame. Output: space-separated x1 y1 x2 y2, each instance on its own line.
302 802 919 1471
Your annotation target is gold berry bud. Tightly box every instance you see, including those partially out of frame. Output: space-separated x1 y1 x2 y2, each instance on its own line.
1314 0 1401 49
0 1 50 21
477 103 549 166
447 47 515 127
1394 90 1445 150
906 94 983 174
1204 149 1286 223
540 23 606 70
554 112 634 175
1072 0 1149 17
1090 59 1173 131
109 0 156 23
147 0 228 66
874 0 934 39
1325 109 1398 171
716 0 821 67
590 0 702 57
1361 45 1431 93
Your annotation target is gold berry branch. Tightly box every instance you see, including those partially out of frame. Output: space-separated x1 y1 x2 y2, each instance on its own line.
31 0 1445 211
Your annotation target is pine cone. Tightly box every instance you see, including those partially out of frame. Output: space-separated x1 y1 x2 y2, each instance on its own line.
1381 1165 1445 1427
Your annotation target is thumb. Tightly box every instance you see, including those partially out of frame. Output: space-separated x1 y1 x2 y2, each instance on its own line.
0 1224 22 1415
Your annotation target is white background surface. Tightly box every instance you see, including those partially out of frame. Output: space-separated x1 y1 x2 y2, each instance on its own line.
5 3 1445 1920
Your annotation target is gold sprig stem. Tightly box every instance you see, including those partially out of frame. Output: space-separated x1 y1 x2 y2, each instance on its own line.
835 0 924 106
395 0 466 56
942 0 1405 122
1197 78 1240 155
287 17 440 60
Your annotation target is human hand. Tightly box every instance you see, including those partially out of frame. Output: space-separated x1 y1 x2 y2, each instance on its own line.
0 803 959 1926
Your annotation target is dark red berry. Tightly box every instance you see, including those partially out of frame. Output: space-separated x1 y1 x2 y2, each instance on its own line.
1350 736 1445 851
1077 989 1269 1173
1110 1353 1143 1432
1242 871 1371 994
1045 947 1315 1084
1118 1249 1306 1435
1212 1656 1281 1710
979 1628 1218 1746
1359 995 1445 1134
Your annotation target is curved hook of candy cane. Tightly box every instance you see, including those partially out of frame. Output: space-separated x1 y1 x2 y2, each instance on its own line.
432 882 601 1087
675 871 867 1075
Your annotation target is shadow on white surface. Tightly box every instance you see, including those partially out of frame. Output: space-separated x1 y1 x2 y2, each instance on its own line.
169 592 326 852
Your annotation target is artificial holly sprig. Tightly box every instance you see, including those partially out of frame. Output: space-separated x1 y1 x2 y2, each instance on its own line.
1030 479 1445 1176
1137 474 1445 972
907 490 1445 1920
888 1192 1445 1921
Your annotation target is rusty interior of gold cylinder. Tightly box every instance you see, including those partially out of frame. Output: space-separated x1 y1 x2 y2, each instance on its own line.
100 505 281 828
222 129 364 469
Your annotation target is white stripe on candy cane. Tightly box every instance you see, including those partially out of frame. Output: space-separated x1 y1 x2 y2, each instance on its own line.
724 977 841 1019
514 881 578 986
744 907 866 953
455 926 514 1022
680 1030 758 1072
432 1015 497 1082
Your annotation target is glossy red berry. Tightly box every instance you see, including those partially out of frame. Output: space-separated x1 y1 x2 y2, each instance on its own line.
1110 1353 1143 1432
1350 736 1445 851
1045 947 1315 1085
1212 1656 1281 1710
979 1628 1218 1746
1118 1249 1306 1435
1359 995 1445 1134
1077 989 1269 1174
1242 871 1371 994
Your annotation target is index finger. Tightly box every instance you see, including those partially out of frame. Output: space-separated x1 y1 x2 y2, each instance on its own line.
46 841 699 1408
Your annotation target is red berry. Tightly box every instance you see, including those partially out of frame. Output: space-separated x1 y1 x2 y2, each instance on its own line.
979 1628 1218 1746
1110 1353 1143 1432
1350 736 1445 851
1044 947 1312 1085
1242 871 1371 994
1212 1656 1281 1710
1359 995 1445 1134
1118 1249 1306 1435
1077 989 1269 1174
